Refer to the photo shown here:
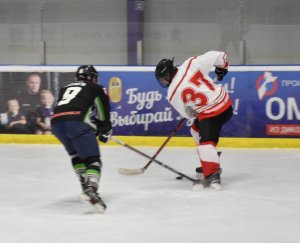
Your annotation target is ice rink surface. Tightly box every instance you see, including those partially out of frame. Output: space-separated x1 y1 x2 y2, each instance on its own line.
0 143 300 243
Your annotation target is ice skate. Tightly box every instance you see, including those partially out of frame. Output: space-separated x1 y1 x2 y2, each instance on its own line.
79 174 88 192
195 167 222 180
80 181 106 213
204 172 222 190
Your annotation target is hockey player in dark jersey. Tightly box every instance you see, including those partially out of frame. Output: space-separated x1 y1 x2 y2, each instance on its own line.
51 65 112 213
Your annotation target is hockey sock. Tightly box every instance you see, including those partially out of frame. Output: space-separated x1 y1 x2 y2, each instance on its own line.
197 143 220 177
84 156 102 187
71 155 86 179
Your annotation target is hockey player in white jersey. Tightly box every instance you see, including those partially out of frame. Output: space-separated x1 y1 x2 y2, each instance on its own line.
155 51 233 190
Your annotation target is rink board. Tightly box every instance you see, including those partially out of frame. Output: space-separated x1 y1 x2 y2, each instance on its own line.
0 134 299 148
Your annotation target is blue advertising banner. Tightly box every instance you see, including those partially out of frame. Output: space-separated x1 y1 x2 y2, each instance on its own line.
224 70 300 138
0 65 299 138
99 70 182 136
99 67 300 138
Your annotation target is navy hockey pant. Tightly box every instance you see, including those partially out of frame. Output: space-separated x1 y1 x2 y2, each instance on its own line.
52 121 100 159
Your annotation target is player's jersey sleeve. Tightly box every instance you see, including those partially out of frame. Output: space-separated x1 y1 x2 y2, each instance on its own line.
195 51 229 74
92 85 111 127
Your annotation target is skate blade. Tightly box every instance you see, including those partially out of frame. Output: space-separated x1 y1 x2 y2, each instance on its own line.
192 181 222 191
80 194 106 214
209 182 222 191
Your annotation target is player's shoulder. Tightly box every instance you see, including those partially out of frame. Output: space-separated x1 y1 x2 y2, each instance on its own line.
87 82 108 95
179 56 201 69
92 82 106 92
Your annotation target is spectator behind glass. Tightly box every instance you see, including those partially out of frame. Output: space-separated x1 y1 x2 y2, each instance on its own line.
36 89 54 135
20 72 42 111
19 72 42 133
0 99 30 134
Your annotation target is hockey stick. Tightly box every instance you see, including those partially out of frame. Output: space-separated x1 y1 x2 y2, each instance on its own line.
112 137 200 183
117 118 186 176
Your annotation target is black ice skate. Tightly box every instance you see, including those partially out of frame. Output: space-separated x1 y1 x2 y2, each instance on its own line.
80 181 107 213
195 167 223 180
204 172 222 190
195 151 222 180
79 174 88 192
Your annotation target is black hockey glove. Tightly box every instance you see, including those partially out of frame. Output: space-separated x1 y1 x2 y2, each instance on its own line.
96 121 112 143
91 116 113 143
98 129 113 143
215 67 228 81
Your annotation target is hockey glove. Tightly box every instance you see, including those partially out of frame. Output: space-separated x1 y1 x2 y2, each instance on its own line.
91 117 111 134
215 67 228 81
95 119 112 143
99 129 112 143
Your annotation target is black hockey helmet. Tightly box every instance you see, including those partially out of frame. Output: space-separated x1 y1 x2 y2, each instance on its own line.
155 58 177 88
76 65 98 81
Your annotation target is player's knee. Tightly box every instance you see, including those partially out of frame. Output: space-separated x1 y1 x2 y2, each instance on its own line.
190 126 200 145
85 156 101 166
200 137 219 145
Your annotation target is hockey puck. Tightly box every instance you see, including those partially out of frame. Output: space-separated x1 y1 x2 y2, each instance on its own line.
176 176 183 180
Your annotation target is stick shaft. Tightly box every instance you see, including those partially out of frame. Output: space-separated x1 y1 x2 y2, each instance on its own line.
142 118 186 170
112 137 198 182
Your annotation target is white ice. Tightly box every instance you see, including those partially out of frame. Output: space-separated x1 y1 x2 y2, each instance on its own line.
0 144 300 243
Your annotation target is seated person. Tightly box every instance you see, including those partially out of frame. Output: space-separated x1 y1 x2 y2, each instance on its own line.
36 89 54 135
0 99 30 134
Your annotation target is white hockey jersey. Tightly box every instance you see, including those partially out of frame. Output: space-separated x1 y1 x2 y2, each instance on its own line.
167 51 232 120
